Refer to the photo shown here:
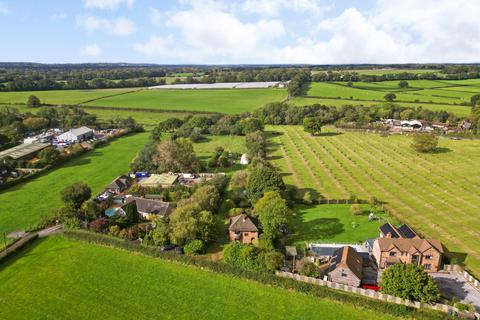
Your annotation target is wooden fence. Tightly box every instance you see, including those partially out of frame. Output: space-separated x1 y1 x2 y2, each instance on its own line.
276 271 479 319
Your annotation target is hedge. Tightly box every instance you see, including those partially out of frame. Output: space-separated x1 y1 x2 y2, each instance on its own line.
64 230 445 320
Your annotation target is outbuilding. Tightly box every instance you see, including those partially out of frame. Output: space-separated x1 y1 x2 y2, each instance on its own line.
57 126 94 143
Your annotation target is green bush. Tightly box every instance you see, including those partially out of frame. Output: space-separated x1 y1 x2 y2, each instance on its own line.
299 261 321 278
63 230 446 320
183 240 206 255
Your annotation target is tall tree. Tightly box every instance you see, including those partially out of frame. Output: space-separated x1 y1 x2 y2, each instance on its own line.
303 117 323 136
247 163 285 203
26 95 41 108
61 182 91 209
253 191 290 243
154 138 201 173
411 133 438 153
384 93 397 102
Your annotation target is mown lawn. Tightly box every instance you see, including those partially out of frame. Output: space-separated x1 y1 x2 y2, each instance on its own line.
0 132 149 235
289 204 391 246
0 236 399 320
268 125 480 276
84 88 287 114
0 88 139 105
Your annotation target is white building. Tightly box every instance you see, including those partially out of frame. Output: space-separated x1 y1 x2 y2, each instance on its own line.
57 127 94 143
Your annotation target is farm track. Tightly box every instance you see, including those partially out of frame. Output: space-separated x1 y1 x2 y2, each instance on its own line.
269 126 480 272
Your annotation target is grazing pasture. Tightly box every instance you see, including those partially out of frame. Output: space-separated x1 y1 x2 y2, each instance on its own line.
0 132 149 235
305 80 479 105
268 125 480 276
0 88 139 105
0 236 399 320
85 88 287 114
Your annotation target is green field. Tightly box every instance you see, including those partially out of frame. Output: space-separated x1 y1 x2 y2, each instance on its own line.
0 236 399 320
0 88 139 105
289 97 472 116
304 80 479 105
354 69 440 75
268 125 480 276
0 132 149 235
289 204 392 246
85 88 287 114
193 135 247 159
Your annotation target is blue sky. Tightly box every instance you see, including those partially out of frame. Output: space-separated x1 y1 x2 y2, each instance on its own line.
0 0 479 64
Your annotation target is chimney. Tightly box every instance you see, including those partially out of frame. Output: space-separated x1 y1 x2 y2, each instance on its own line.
386 232 392 238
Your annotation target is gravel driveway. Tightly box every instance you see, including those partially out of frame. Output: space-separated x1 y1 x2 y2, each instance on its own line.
432 272 480 312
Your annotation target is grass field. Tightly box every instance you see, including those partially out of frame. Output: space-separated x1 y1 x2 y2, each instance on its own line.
0 236 399 320
0 132 149 235
304 80 479 105
289 204 392 246
85 88 287 114
0 88 139 105
268 125 480 275
289 97 472 116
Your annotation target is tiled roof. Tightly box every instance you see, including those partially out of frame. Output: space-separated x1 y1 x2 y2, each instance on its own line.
376 238 444 254
331 246 363 279
122 197 172 216
229 214 258 232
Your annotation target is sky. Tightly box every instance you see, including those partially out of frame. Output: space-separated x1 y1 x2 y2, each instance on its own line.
0 0 479 64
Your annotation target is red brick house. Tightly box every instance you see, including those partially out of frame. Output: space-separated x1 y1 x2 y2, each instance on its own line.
228 214 259 244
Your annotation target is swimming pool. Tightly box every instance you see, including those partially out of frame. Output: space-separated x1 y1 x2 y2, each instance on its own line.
105 207 118 217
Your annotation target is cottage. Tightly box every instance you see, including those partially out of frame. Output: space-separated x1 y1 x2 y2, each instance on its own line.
57 126 94 143
106 175 131 194
228 214 259 244
327 246 363 287
118 197 173 220
372 237 444 272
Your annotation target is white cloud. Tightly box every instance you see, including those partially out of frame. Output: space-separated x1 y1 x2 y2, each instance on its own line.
133 35 176 57
242 0 329 17
84 0 135 10
0 2 10 15
77 16 136 36
274 0 480 64
133 5 285 63
136 0 480 64
80 44 102 57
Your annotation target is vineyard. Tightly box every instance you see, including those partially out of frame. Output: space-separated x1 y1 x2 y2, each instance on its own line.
268 125 480 275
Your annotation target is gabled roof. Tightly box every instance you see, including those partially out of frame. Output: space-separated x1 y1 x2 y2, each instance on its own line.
379 223 400 238
397 224 418 239
229 214 258 233
122 197 172 216
376 238 444 254
107 176 129 190
331 246 363 280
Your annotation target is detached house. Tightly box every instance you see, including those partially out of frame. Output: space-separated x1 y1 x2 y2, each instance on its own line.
119 197 173 221
228 214 259 244
373 238 444 272
327 246 363 287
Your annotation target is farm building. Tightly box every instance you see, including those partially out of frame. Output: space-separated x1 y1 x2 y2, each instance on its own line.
229 214 259 244
327 246 363 287
0 143 50 161
138 173 178 188
118 197 173 220
57 126 94 143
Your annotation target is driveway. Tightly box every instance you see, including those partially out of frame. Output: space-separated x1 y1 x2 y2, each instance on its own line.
432 272 480 312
